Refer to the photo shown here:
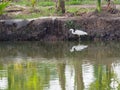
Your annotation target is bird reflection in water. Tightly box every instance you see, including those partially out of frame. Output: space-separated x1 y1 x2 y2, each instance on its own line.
0 70 8 90
70 44 88 52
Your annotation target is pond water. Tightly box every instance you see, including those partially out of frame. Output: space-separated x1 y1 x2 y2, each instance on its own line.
0 41 120 90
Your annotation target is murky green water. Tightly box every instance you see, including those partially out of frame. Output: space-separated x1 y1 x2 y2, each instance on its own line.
0 41 120 90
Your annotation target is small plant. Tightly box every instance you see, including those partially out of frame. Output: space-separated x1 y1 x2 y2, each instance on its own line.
56 10 63 16
64 20 75 29
64 20 81 29
31 0 36 8
97 0 101 12
0 2 9 15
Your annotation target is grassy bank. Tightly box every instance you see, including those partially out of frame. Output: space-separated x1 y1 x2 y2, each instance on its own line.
13 0 120 7
5 3 95 19
12 7 94 19
2 0 120 19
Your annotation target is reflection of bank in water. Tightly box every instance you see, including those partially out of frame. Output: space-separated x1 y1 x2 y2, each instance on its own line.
70 44 88 52
0 70 8 90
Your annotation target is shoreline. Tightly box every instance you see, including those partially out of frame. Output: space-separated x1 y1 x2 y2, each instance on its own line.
0 16 120 41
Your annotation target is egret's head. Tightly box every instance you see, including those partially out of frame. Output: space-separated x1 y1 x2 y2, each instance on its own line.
69 29 74 31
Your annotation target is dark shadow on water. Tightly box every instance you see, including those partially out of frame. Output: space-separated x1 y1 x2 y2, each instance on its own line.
0 41 120 63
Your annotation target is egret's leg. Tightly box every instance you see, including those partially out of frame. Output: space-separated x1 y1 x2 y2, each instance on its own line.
79 36 81 43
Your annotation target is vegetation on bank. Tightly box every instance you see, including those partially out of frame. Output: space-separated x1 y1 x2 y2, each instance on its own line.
0 0 120 19
0 2 9 15
12 0 120 6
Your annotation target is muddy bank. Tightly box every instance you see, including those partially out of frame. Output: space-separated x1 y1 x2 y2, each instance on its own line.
0 16 120 41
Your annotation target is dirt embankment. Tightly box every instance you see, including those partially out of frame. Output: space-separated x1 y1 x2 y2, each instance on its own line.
0 7 120 41
0 16 120 41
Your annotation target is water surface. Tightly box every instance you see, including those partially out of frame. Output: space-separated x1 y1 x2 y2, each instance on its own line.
0 41 120 90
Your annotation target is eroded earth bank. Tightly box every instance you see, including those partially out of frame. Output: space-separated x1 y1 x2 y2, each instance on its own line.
0 13 120 41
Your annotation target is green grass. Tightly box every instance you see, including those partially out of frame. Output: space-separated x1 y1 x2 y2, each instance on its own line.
66 1 82 5
66 0 96 5
66 7 94 13
66 7 79 13
37 2 54 6
12 6 95 19
9 0 120 19
13 0 97 7
13 0 29 6
13 0 120 7
13 0 54 7
114 0 120 4
14 13 42 19
13 7 56 19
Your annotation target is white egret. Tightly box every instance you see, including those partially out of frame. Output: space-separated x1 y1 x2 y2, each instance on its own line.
69 28 88 41
70 44 88 52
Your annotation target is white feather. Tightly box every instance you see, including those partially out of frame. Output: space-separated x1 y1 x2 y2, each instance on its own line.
69 29 88 36
70 44 88 52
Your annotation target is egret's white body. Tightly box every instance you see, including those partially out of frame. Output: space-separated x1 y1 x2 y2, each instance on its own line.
69 29 88 36
70 44 88 52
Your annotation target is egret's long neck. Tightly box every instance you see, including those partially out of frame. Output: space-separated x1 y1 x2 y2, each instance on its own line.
70 47 75 52
71 29 75 34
